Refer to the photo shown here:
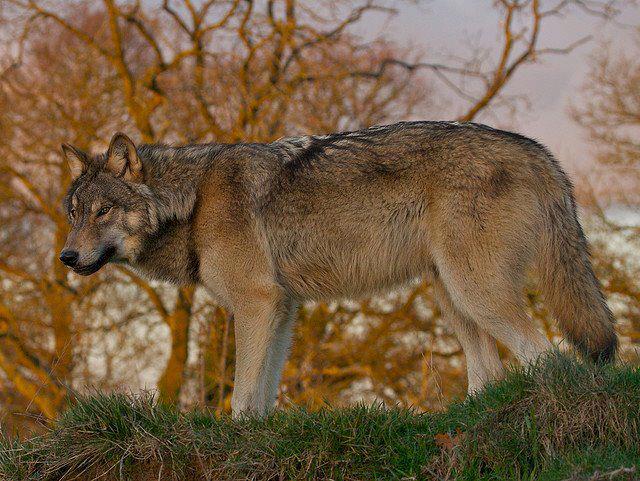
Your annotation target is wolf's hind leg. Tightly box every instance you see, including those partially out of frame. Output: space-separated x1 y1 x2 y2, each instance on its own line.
431 275 503 393
436 255 551 366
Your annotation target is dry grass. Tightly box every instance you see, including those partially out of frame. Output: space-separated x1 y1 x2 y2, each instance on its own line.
1 353 639 480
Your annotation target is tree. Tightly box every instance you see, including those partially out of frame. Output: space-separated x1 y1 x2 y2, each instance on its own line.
0 0 625 432
571 26 640 360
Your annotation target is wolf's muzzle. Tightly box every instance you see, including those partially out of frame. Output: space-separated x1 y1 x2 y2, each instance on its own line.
68 246 117 276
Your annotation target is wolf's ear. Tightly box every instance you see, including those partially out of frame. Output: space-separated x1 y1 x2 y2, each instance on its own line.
106 132 143 182
61 144 88 181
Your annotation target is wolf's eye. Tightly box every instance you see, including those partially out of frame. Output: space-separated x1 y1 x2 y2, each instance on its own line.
96 206 112 218
69 208 76 219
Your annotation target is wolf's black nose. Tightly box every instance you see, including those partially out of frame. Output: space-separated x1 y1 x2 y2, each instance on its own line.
59 250 79 267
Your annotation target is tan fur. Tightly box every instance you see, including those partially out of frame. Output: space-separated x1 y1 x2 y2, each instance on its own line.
60 123 618 416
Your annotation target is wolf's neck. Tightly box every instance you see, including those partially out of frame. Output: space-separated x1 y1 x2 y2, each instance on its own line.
137 143 222 224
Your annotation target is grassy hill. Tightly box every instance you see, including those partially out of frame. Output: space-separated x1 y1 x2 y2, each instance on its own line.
1 353 639 480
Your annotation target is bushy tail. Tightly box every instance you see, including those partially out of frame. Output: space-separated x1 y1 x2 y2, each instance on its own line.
537 187 617 364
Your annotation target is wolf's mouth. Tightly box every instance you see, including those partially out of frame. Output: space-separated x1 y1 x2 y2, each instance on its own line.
73 246 117 276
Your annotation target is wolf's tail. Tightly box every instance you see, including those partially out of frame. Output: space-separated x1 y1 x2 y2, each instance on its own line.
536 167 617 363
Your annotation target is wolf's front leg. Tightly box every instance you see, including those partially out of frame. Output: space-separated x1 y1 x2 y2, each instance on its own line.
230 287 293 417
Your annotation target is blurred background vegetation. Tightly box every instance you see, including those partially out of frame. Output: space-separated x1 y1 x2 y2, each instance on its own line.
0 0 638 436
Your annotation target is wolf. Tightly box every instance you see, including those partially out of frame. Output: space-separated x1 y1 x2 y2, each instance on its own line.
60 121 617 415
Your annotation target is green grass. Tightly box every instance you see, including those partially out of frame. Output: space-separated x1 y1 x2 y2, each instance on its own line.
1 353 639 480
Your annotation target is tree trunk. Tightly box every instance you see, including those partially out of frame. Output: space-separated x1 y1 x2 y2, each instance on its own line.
216 309 231 413
157 286 194 403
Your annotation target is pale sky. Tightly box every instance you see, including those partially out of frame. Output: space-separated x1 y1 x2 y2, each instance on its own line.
362 1 640 175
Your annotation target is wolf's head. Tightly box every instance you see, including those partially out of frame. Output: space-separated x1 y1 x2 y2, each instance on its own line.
60 133 156 276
